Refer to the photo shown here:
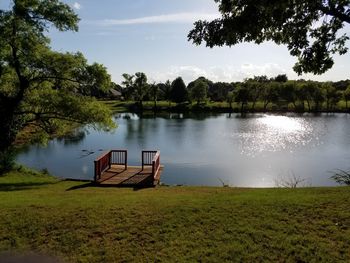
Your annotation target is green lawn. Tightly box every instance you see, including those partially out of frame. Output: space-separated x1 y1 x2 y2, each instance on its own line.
0 169 349 262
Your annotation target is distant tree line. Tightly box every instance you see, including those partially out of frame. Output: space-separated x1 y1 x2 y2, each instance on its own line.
101 73 350 112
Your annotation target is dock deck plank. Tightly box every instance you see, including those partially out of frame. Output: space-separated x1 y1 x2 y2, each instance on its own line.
96 165 163 187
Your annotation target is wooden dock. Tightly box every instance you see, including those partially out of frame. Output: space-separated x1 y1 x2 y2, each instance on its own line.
94 150 163 187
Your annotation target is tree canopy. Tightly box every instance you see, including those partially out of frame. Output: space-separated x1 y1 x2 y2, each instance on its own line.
0 0 114 171
190 79 208 105
170 77 188 103
188 0 350 75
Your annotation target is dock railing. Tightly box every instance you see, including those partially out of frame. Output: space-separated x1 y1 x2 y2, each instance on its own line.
94 150 127 181
142 150 160 179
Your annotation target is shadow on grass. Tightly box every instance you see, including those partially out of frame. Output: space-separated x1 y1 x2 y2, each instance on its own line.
65 181 155 191
0 181 58 192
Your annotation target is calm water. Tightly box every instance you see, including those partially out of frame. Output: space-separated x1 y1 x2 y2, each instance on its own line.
17 112 350 187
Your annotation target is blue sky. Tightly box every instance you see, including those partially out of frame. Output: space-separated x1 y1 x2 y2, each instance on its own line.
1 0 349 84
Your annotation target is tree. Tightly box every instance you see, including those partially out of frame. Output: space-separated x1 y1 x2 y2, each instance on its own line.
191 80 208 105
133 72 148 108
0 0 114 172
322 82 340 110
312 85 325 111
274 74 288 83
299 82 317 111
234 84 250 112
209 82 232 101
78 63 112 98
121 73 135 100
158 80 172 106
149 82 159 109
260 82 280 111
170 77 188 103
280 82 297 109
226 91 234 110
244 78 266 111
344 86 350 110
188 0 350 75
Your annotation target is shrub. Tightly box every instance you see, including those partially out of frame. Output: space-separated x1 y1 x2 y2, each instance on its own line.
331 169 350 185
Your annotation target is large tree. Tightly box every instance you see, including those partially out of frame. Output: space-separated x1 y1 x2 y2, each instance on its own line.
133 72 148 108
188 0 350 75
121 73 135 100
234 84 250 112
323 82 341 110
190 80 208 105
158 80 172 106
0 0 114 171
170 77 188 103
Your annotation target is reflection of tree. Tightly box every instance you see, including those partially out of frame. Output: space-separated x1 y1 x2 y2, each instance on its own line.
232 113 267 119
185 112 221 120
123 113 182 148
57 129 86 146
124 116 156 146
121 112 225 151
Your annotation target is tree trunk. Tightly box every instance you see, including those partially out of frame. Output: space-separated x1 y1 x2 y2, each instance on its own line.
315 102 319 111
139 100 143 110
263 101 269 111
241 102 245 112
0 100 23 173
252 101 256 111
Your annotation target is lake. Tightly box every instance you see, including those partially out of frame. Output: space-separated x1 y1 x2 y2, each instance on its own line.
17 112 350 187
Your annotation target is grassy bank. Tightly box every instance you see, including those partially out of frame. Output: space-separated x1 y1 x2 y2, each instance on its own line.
0 169 349 262
103 100 350 113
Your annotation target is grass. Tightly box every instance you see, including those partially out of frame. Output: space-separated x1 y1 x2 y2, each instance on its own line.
0 170 349 262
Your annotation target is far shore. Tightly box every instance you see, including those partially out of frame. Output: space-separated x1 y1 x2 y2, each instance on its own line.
102 100 350 114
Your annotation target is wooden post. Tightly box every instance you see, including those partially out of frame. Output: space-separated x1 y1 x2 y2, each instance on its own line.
94 160 97 181
125 150 128 170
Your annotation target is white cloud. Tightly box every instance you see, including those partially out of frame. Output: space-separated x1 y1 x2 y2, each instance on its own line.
239 63 288 78
148 64 289 84
98 12 220 26
73 2 81 10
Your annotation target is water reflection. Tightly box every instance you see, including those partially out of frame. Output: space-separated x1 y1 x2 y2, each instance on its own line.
259 115 305 132
57 129 86 146
16 113 350 187
233 115 314 156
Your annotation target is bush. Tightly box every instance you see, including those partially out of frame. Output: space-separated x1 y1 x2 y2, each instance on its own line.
0 148 16 175
331 169 350 185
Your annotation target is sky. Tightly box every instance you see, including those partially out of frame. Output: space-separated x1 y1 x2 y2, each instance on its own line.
1 0 350 84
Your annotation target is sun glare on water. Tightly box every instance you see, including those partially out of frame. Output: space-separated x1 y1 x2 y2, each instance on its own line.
234 115 314 156
258 115 304 132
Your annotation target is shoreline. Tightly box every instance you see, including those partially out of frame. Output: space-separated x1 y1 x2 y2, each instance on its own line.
102 100 350 114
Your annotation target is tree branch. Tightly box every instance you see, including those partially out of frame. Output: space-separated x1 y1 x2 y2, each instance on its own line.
319 4 350 24
25 113 87 124
30 75 81 84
